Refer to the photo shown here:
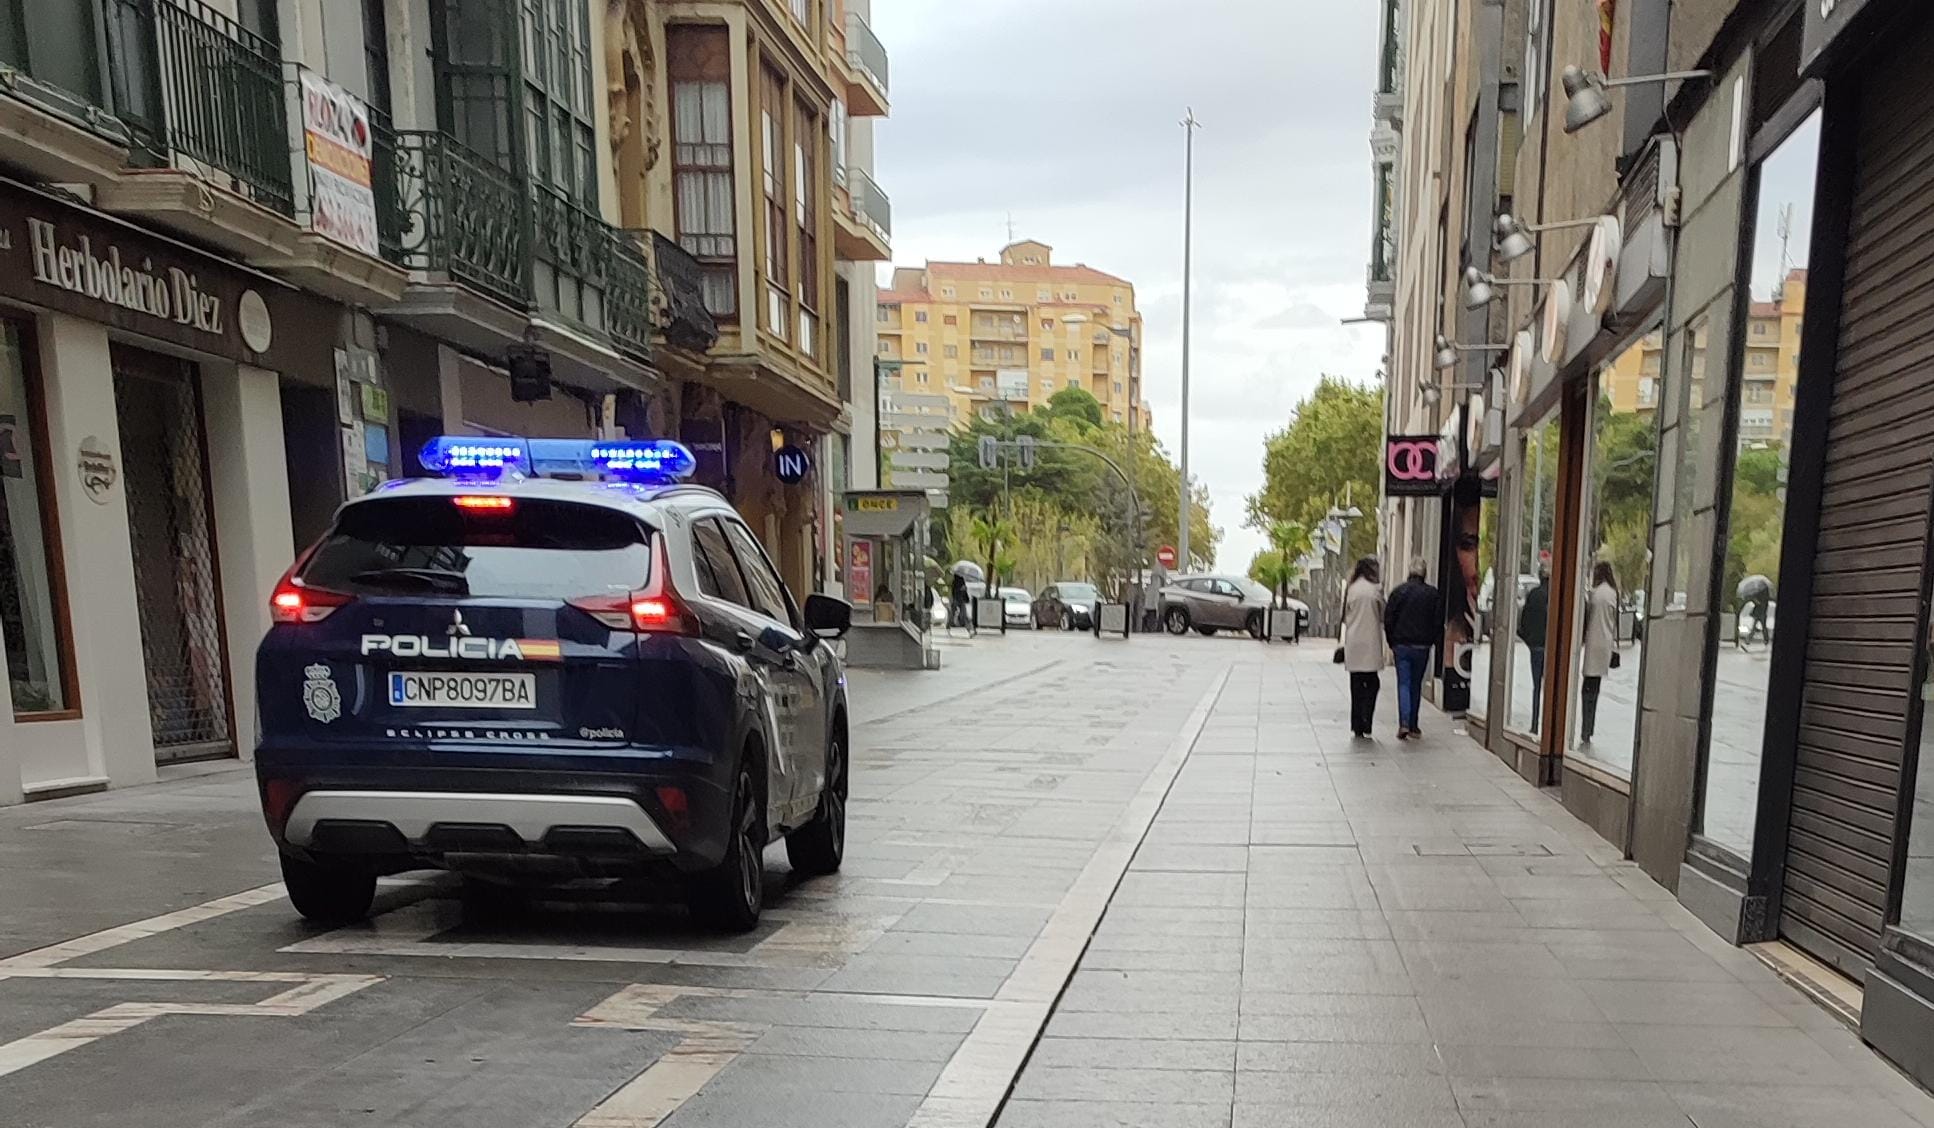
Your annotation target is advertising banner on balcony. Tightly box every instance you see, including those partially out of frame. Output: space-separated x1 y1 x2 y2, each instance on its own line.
300 71 378 258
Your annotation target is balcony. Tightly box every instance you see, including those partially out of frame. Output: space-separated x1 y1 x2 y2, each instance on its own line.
381 129 653 380
646 231 721 353
833 166 891 261
970 321 1027 342
842 12 889 117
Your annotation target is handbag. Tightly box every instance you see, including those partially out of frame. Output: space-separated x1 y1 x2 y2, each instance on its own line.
1610 651 1622 670
1333 646 1346 664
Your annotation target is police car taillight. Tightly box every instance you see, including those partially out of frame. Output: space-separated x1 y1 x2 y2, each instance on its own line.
566 591 698 635
270 577 351 624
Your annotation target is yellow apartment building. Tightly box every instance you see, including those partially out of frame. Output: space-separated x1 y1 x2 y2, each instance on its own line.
1601 269 1804 444
875 241 1150 430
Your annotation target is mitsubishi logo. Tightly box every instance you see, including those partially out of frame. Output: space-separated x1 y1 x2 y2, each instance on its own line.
447 609 471 638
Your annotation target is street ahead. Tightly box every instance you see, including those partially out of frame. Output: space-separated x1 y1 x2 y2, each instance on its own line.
0 633 1929 1128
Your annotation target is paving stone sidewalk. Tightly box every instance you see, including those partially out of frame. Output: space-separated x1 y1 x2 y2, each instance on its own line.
998 643 1934 1128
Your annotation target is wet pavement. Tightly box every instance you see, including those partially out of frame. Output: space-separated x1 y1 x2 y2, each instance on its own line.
0 632 1927 1127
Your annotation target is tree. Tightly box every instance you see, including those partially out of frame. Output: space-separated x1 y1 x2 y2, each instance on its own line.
1245 377 1385 533
1264 520 1311 607
1249 550 1297 606
970 510 1018 592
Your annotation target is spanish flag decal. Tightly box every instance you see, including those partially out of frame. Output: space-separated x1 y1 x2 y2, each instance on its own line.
516 639 564 662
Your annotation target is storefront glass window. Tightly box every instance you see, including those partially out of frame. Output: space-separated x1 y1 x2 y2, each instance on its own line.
1509 412 1560 735
1469 496 1499 720
1699 110 1818 857
1568 335 1659 775
0 320 70 715
1908 634 1934 941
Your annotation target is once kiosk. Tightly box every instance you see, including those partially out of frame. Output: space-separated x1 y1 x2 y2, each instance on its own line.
841 490 938 669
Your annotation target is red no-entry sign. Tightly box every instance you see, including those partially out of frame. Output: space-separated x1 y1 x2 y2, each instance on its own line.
1157 545 1177 569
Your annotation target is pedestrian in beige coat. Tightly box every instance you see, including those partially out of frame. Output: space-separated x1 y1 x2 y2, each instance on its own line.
1341 557 1385 737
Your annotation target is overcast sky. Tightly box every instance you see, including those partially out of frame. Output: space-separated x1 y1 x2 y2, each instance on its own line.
870 0 1388 570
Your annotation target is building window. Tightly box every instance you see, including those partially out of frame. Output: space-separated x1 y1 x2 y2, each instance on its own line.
0 320 72 717
915 310 928 323
876 305 890 322
916 342 928 354
518 0 597 200
1752 321 1767 336
1066 377 1078 388
941 287 954 298
1062 290 1077 300
1113 381 1123 394
917 371 929 384
1039 319 1052 332
1638 377 1656 406
1040 379 1052 393
829 97 847 182
1114 293 1123 305
669 25 737 317
761 64 790 339
1701 111 1818 859
361 0 393 116
944 314 957 326
788 0 810 26
1001 289 1013 299
794 97 821 361
1038 289 1051 302
944 345 958 358
1040 348 1053 361
876 341 888 355
979 287 992 299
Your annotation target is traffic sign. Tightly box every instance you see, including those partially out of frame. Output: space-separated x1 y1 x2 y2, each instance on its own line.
774 444 811 484
1157 545 1177 569
1016 434 1037 469
978 434 997 470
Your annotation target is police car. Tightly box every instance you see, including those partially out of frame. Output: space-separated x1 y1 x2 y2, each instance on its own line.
254 436 851 932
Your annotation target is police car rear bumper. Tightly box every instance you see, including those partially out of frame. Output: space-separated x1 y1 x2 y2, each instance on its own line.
283 790 676 854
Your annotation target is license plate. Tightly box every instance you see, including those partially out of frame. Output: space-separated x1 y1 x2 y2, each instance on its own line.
388 672 537 709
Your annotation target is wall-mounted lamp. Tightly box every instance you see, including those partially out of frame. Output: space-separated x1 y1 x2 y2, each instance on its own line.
1463 267 1555 309
1560 65 1713 134
1434 334 1510 371
1492 213 1609 264
1420 367 1497 405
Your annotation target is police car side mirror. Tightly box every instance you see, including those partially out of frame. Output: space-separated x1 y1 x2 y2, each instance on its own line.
804 594 852 640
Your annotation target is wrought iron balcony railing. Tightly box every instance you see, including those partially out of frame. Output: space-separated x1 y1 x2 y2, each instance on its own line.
107 0 294 216
845 12 889 95
648 231 721 351
847 166 892 243
606 230 655 361
387 129 530 306
383 130 650 361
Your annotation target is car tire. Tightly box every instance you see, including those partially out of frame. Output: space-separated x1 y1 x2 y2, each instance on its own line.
1060 610 1073 631
281 853 375 925
1196 625 1218 636
689 762 765 932
1246 613 1265 640
1164 607 1191 635
787 728 847 877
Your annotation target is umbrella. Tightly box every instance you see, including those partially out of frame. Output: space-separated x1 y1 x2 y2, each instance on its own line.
950 560 985 581
1736 574 1772 604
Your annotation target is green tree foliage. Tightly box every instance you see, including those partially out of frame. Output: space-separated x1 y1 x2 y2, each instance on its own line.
1585 398 1658 593
1724 443 1788 602
944 388 1218 590
1244 378 1386 533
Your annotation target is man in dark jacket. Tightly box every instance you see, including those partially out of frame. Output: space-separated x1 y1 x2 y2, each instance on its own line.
1518 571 1550 730
1384 557 1442 739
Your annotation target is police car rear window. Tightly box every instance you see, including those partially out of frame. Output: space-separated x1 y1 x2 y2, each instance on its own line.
300 497 652 600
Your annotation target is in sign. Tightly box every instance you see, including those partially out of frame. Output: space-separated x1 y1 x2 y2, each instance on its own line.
1157 545 1178 569
774 444 811 485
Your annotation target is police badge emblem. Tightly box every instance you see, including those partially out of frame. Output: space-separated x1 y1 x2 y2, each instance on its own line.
303 663 342 724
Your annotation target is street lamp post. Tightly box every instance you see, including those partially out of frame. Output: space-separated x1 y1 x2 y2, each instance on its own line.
1178 108 1199 571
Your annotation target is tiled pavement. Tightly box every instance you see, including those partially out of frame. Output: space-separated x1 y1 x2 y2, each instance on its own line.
998 647 1934 1128
0 633 1929 1127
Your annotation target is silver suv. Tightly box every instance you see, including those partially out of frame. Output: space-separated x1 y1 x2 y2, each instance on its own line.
1156 573 1273 638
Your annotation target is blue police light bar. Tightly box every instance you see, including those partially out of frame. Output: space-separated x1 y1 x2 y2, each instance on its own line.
418 436 529 477
587 439 697 481
417 436 696 483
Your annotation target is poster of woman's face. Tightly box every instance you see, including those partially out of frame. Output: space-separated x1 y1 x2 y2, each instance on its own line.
1443 493 1483 706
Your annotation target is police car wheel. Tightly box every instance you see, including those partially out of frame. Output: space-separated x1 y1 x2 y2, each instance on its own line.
787 728 847 877
281 853 375 925
689 763 765 932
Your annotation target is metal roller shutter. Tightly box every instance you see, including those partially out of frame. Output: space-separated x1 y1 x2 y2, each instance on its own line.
1784 19 1934 979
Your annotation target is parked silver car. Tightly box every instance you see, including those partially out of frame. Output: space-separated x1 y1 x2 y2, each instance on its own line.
1156 574 1273 638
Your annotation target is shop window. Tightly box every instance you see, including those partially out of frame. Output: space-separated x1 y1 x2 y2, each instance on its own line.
1509 413 1560 736
1696 109 1819 858
1468 491 1501 721
0 320 73 717
1568 337 1661 776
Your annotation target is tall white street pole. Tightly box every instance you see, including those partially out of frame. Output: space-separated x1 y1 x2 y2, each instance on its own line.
1179 108 1199 571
